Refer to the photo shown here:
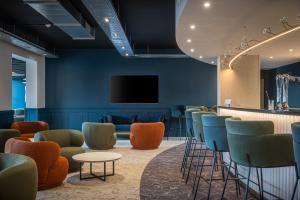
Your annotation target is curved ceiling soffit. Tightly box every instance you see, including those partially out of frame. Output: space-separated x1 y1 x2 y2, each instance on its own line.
175 0 300 69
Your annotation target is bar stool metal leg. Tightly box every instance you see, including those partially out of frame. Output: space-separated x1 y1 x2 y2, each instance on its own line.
193 149 208 200
244 166 251 200
186 142 201 183
207 151 217 200
221 159 232 199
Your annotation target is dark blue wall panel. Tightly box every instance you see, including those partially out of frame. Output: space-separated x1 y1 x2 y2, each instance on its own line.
0 110 14 128
44 49 217 136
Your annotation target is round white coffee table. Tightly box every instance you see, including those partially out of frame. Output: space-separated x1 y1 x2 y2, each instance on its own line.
72 152 122 181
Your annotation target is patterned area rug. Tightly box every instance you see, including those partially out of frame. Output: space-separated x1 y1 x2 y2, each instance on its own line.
140 144 257 200
36 140 184 200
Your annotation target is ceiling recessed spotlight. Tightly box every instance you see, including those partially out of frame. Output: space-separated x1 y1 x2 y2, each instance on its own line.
125 53 129 56
211 61 215 64
121 46 125 50
189 24 196 30
190 48 195 53
104 17 109 23
203 2 211 8
113 33 118 37
45 24 52 28
199 55 203 59
289 48 294 52
269 56 274 59
43 53 47 56
187 38 192 43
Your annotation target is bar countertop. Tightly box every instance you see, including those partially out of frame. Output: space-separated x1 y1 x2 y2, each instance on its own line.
218 106 300 116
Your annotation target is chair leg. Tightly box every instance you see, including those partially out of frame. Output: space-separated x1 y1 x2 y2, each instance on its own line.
292 179 299 200
207 151 217 200
183 139 195 178
221 158 232 199
193 149 207 200
244 167 251 200
186 142 201 183
260 168 264 199
181 136 191 172
179 116 182 140
234 162 241 196
256 168 262 199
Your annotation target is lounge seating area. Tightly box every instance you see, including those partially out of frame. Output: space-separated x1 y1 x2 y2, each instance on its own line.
1 1 300 200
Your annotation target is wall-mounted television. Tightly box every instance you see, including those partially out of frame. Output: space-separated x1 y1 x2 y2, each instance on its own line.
110 75 159 103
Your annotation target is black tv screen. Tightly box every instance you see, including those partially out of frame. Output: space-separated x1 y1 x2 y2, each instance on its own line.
110 75 159 103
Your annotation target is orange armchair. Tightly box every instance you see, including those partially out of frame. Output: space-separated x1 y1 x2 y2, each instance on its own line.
11 121 49 138
130 122 165 150
5 137 68 190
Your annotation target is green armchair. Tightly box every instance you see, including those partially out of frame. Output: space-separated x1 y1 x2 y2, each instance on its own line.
82 122 116 150
34 129 85 172
0 129 21 152
0 153 38 200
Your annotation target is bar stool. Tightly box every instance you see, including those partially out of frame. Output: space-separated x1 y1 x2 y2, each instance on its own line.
225 119 294 200
185 111 217 184
181 109 202 174
171 105 186 139
291 122 300 200
192 115 241 200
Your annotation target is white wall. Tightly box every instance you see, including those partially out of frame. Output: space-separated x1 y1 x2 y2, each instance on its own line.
218 55 261 109
0 40 45 111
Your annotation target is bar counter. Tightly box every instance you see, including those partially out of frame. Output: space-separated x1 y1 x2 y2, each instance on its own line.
219 106 300 199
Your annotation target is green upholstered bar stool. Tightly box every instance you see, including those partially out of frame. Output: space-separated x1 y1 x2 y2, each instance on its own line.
34 129 85 172
184 111 217 183
0 129 21 152
225 119 294 200
192 115 241 200
291 122 300 200
0 153 38 200
181 108 202 173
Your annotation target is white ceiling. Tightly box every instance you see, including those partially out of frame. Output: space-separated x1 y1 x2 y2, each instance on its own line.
176 0 300 69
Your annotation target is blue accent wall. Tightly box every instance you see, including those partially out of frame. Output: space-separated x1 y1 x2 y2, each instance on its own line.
0 110 14 128
12 80 26 109
263 61 300 108
45 49 217 135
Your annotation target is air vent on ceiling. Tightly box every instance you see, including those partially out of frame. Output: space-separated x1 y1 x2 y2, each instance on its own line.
82 0 133 56
24 0 95 40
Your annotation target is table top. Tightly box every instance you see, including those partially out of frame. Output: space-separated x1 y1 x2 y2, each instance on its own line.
72 152 122 162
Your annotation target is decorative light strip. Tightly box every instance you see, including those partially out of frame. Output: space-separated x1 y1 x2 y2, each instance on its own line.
228 25 300 69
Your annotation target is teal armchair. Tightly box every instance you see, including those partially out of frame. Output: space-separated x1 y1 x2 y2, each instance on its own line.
0 153 38 200
34 129 85 172
225 119 294 199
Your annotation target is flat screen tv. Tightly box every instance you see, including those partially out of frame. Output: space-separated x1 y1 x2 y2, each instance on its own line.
110 75 159 103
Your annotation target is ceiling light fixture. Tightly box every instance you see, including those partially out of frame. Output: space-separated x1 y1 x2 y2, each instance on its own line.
199 55 203 59
269 56 274 59
121 46 125 50
45 24 52 28
190 24 196 30
104 17 109 23
289 48 294 52
125 53 129 56
229 24 300 69
113 33 118 37
190 48 195 53
187 39 192 43
211 61 215 64
203 2 211 8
